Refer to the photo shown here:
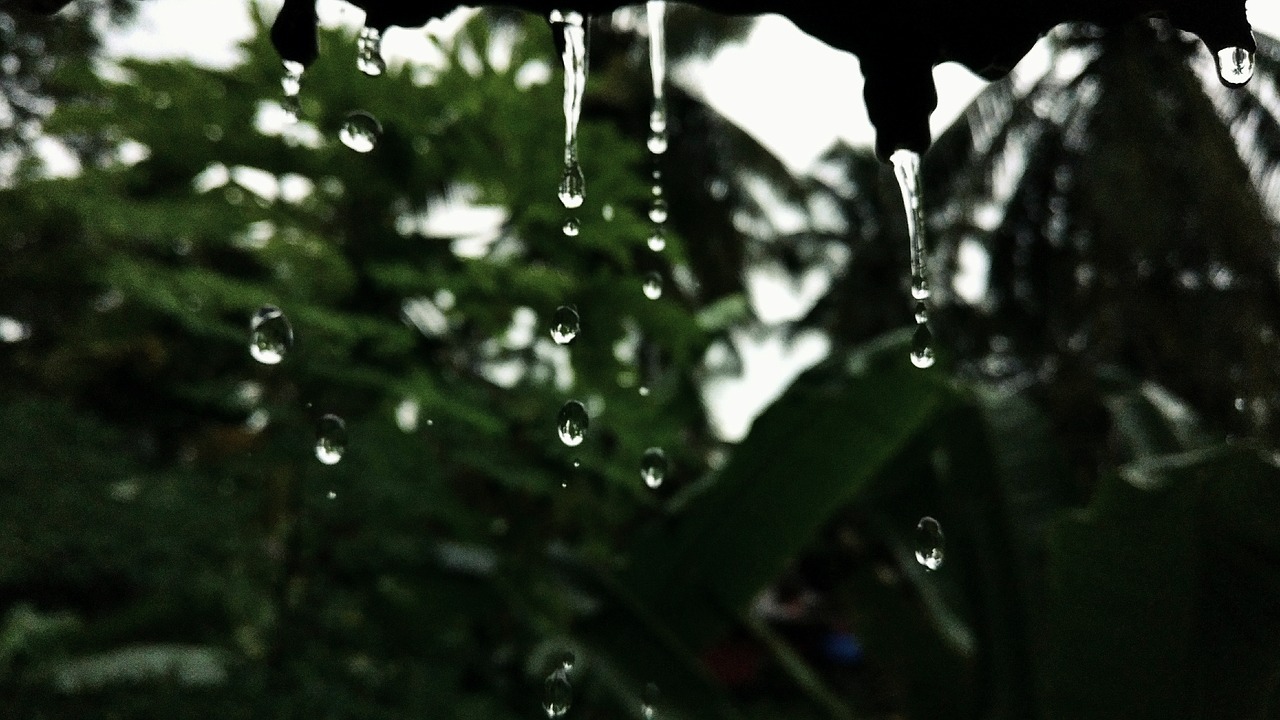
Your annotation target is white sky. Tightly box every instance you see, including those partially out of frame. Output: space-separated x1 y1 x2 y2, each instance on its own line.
97 0 1280 441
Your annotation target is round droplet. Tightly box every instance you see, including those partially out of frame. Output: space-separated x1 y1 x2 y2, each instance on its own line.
914 301 929 324
649 108 667 135
647 130 668 155
648 198 668 224
550 305 580 345
910 323 935 369
557 400 588 447
559 162 585 209
315 414 347 465
356 26 387 77
1216 46 1255 87
249 305 293 365
602 204 615 221
643 272 663 300
326 490 337 500
543 668 572 718
914 516 944 571
339 111 381 153
558 650 576 672
638 386 650 397
641 447 667 488
647 230 666 252
910 273 930 301
571 458 581 468
642 682 660 719
562 217 580 237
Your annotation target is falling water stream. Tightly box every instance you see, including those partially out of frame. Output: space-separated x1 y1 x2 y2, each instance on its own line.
281 60 304 122
646 1 668 156
890 148 935 369
552 10 588 210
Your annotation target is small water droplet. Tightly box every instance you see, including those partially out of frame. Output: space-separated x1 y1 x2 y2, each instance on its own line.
647 129 668 155
559 161 585 209
643 272 663 300
550 305 580 345
558 650 576 672
638 385 650 397
648 198 668 224
641 447 667 488
602 204 615 221
649 107 667 135
356 25 386 77
910 323 935 369
914 301 929 324
339 111 381 153
326 490 337 500
562 217 580 237
557 400 588 447
1216 45 1255 87
281 60 304 97
914 516 944 570
249 305 293 364
572 458 581 468
647 230 666 252
642 682 660 719
543 668 572 718
911 274 930 301
315 414 348 465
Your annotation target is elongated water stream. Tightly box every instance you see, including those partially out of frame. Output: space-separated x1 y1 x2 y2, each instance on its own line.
890 149 935 368
551 10 588 210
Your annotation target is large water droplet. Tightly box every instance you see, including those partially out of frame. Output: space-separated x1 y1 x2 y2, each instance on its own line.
642 682 660 719
249 305 293 364
910 323 935 369
315 414 348 465
640 447 667 489
356 25 387 77
543 668 572 718
339 111 381 153
648 198 668 224
550 305 580 345
557 400 588 447
914 516 944 571
647 229 666 252
558 162 585 209
647 129 668 155
1216 45 1255 87
913 301 929 324
562 217 580 237
643 272 663 300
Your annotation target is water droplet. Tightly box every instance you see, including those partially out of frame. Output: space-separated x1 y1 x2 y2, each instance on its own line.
641 447 667 488
558 650 576 672
339 111 381 153
911 274 930 301
558 162 585 209
638 385 650 397
642 682 661 719
281 60 304 97
649 107 667 135
550 305 580 344
281 94 301 123
602 204 615 221
647 129 668 155
557 400 588 447
910 323 935 369
356 25 386 77
326 490 337 500
562 217 580 237
914 516 944 570
648 198 668 224
249 305 293 364
572 458 581 468
1216 45 1255 87
315 414 348 465
643 272 663 300
647 230 666 252
913 301 929 324
543 668 572 717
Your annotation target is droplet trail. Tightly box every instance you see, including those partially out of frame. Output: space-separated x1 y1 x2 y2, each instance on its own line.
914 516 944 571
647 1 668 155
249 305 293 365
356 25 387 76
557 400 588 447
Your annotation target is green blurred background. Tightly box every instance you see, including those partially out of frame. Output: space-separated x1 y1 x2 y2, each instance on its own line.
0 2 1278 718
